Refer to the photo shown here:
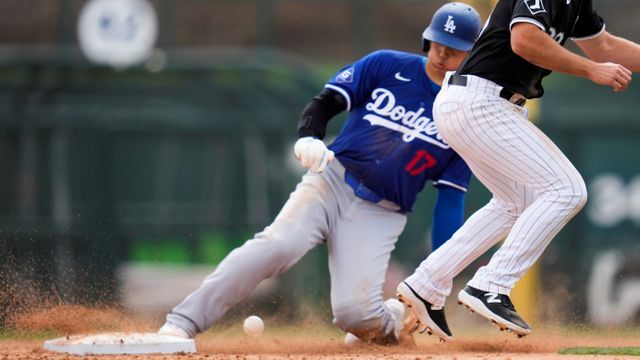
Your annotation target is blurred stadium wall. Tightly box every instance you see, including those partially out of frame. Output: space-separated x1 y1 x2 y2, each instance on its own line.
0 0 639 328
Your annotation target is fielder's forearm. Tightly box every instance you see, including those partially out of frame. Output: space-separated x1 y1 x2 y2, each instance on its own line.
575 32 640 72
511 23 596 79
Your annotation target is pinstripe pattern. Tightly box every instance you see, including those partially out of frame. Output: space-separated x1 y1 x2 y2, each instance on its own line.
406 74 587 305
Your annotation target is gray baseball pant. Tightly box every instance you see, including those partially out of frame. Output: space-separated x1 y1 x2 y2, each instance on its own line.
166 159 407 343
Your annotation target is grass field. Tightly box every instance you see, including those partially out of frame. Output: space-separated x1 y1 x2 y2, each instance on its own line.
559 346 640 356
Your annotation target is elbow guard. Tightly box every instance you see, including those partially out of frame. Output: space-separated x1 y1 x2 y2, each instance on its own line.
297 88 347 139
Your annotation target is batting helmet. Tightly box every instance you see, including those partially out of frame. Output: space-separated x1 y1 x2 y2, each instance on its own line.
422 2 482 52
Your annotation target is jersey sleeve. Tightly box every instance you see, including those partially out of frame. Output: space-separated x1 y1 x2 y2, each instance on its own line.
432 152 471 192
509 0 556 32
325 50 394 111
571 0 605 40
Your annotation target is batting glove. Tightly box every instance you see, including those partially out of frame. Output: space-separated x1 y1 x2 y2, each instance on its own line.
294 137 335 173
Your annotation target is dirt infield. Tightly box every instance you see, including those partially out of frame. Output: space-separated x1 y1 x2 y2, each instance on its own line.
3 325 640 359
0 329 638 360
2 305 639 359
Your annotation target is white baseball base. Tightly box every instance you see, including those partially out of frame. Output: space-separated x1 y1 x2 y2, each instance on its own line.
44 332 196 355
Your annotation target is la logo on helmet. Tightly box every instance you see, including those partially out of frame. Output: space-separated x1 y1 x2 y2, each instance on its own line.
444 16 457 34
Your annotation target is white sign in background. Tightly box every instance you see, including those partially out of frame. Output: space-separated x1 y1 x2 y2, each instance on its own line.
77 0 158 68
588 249 640 325
587 174 640 228
586 174 640 325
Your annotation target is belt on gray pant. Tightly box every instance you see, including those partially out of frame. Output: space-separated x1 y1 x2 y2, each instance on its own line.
344 171 401 212
448 74 527 107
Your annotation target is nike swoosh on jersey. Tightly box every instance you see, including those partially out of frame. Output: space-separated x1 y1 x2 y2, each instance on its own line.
394 72 411 82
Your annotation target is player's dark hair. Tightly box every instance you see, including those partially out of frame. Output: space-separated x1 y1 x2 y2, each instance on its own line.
297 88 347 139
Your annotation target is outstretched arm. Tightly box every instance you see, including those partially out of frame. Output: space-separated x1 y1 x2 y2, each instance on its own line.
510 23 632 92
294 88 347 172
574 31 640 72
431 186 465 251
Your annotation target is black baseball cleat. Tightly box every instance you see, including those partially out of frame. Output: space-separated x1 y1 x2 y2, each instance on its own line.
396 281 452 341
457 285 532 337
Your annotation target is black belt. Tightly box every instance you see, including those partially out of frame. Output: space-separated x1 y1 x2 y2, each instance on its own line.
448 74 527 107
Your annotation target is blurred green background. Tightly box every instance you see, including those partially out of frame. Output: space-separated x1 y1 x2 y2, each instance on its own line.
0 0 639 330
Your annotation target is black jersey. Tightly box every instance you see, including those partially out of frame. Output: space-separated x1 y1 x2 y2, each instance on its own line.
457 0 605 99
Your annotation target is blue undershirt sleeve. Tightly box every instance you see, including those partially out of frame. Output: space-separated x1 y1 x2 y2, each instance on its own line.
431 186 465 251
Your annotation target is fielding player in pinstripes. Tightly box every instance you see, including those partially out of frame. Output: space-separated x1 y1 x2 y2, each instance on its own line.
398 0 640 339
157 3 481 345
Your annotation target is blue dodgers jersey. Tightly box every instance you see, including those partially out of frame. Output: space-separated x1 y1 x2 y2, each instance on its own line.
326 50 471 213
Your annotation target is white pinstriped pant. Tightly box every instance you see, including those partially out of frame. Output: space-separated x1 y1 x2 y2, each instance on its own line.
405 73 587 306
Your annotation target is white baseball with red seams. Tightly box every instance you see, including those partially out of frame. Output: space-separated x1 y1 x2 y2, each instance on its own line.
405 72 587 306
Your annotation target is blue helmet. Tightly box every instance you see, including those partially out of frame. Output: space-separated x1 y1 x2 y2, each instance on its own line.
422 2 482 52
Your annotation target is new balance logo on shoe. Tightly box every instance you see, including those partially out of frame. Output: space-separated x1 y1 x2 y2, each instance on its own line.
484 293 502 304
458 285 532 337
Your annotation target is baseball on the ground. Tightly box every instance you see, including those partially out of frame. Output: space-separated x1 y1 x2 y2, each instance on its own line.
242 315 264 337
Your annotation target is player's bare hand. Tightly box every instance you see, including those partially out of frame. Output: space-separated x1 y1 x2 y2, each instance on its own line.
294 137 335 173
587 62 632 92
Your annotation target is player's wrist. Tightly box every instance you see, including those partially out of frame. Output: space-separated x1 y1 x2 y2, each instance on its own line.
297 128 319 139
582 59 601 81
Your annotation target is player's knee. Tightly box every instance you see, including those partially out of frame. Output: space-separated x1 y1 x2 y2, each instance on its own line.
555 177 588 213
332 300 384 336
578 190 588 210
573 179 588 212
552 190 587 213
565 173 588 211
